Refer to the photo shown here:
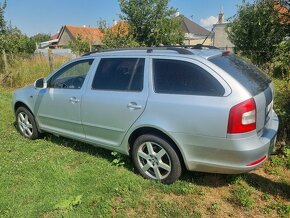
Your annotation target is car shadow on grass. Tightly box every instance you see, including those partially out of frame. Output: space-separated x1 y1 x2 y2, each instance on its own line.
43 133 134 168
181 170 290 200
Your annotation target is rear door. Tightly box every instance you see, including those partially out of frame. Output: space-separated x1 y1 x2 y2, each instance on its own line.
81 57 148 147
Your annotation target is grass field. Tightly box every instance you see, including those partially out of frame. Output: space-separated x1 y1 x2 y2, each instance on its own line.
0 88 289 217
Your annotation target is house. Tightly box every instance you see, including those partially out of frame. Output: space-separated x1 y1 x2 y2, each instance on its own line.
57 25 103 48
38 33 59 49
212 10 234 51
178 14 213 46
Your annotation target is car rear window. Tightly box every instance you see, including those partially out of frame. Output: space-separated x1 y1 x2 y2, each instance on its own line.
209 55 271 96
153 59 225 96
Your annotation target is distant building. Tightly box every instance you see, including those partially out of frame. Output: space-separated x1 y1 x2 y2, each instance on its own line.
178 14 213 46
212 10 234 51
57 25 103 48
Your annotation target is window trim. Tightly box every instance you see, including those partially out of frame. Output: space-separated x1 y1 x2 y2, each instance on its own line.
151 57 229 97
91 57 145 93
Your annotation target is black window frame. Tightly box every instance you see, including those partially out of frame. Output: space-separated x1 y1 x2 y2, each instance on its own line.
152 58 225 96
91 58 145 92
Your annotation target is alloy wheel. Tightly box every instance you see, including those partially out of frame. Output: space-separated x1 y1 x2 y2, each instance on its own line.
137 141 172 180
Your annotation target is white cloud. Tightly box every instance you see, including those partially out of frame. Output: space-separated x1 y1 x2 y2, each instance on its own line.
200 16 218 29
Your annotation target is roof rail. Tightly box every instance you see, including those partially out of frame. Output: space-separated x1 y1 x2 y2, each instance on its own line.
82 47 193 56
82 45 220 56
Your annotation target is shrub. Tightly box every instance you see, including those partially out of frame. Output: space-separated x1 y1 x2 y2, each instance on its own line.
273 78 290 146
271 40 290 78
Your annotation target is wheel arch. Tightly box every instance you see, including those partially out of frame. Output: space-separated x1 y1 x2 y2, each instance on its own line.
14 101 42 133
14 101 34 115
128 126 186 169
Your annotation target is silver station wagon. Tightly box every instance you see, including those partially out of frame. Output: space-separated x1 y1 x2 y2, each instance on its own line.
13 47 279 184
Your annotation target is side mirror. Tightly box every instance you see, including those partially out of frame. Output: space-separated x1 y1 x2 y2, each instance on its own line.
34 78 47 89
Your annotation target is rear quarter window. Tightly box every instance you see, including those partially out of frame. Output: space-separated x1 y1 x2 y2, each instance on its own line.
153 59 225 96
209 55 271 96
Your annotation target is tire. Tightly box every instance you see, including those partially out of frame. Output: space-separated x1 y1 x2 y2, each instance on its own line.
132 134 182 184
16 106 40 140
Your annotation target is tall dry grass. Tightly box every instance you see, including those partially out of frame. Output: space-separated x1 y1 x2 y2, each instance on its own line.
1 54 69 88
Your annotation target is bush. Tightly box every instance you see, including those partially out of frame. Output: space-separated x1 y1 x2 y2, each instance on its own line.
271 40 290 78
273 78 290 147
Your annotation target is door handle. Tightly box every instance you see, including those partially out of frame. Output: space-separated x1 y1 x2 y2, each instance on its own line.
127 102 142 110
69 97 80 104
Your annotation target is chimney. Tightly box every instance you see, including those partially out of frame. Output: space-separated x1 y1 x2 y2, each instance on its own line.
218 6 224 24
175 11 180 17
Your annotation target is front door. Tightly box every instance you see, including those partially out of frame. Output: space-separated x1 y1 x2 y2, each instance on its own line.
82 57 148 147
35 58 94 140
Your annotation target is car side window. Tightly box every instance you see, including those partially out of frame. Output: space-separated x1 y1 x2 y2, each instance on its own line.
92 58 145 91
49 59 94 89
153 59 225 96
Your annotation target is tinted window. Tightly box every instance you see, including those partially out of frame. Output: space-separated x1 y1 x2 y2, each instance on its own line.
49 59 93 89
153 59 225 96
92 58 144 91
209 55 271 95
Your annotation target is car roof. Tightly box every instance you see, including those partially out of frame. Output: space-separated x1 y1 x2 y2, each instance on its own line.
83 47 224 60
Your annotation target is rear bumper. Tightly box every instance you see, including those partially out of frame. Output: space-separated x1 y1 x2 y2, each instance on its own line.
171 111 279 174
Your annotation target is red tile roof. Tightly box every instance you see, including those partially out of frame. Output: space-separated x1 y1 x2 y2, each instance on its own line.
50 33 59 40
274 1 290 23
63 25 103 44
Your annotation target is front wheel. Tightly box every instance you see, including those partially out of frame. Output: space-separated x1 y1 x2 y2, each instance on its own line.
16 106 40 140
132 134 182 184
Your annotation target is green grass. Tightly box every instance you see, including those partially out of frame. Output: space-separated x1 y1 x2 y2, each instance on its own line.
0 89 202 217
230 186 255 209
0 86 290 217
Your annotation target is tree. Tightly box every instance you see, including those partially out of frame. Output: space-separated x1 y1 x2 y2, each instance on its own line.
119 0 183 46
69 35 90 55
0 0 35 54
227 0 290 65
101 21 139 49
31 33 51 43
0 0 7 33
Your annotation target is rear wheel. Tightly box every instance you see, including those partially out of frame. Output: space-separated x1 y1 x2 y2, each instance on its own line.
132 134 182 184
16 106 40 140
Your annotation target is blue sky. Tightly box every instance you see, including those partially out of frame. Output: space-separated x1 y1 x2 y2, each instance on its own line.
3 0 248 36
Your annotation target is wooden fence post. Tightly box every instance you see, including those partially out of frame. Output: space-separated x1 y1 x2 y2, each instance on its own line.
48 48 54 72
1 50 12 87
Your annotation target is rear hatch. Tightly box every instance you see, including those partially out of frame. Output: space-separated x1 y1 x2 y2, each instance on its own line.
209 54 273 135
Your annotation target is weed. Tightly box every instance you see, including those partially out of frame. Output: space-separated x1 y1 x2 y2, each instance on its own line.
54 195 82 210
276 203 290 217
111 151 126 167
261 192 271 201
209 202 220 212
230 186 255 209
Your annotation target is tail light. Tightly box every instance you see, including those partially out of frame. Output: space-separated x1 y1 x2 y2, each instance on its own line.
227 98 256 134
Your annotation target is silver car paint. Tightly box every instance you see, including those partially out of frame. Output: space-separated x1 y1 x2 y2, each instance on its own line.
13 49 279 174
